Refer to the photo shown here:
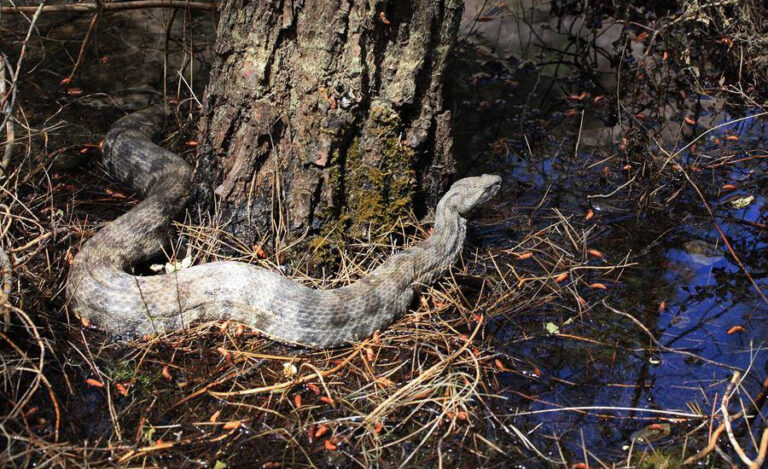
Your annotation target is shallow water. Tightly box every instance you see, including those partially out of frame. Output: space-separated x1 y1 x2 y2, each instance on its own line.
458 3 768 458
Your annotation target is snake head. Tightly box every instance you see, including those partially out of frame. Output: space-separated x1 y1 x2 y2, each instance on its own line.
441 174 502 216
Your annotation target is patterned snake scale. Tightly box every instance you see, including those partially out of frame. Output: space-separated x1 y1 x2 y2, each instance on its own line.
66 105 501 348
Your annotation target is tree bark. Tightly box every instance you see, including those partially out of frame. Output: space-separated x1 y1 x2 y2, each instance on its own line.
194 0 462 257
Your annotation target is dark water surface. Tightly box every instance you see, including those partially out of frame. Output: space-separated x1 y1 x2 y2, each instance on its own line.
457 17 768 457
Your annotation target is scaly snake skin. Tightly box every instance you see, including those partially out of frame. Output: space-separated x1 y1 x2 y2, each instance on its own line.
66 106 501 348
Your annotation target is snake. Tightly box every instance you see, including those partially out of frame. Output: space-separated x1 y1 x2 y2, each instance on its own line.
65 105 501 348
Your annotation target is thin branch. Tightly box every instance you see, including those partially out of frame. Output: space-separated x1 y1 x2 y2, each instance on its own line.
1 1 219 14
0 1 46 131
602 301 742 371
65 10 102 83
0 243 11 330
0 54 14 176
722 372 754 467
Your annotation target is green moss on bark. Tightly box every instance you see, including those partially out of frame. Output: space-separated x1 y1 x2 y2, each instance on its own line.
345 100 416 234
309 100 417 265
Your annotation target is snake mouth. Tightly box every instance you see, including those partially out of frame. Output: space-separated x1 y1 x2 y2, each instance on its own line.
480 174 502 203
488 180 501 196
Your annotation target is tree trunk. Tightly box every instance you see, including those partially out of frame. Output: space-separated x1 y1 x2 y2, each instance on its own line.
193 0 462 259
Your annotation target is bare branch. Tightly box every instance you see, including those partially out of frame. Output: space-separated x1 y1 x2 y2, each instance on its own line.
1 1 218 14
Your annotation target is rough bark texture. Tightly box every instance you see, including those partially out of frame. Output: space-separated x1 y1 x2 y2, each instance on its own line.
194 0 462 254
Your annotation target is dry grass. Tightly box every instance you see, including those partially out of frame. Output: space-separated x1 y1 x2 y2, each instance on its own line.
0 116 632 465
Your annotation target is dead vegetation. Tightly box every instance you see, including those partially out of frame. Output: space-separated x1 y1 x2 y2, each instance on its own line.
0 141 628 465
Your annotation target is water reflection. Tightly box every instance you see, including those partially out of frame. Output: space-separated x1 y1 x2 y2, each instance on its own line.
458 2 768 460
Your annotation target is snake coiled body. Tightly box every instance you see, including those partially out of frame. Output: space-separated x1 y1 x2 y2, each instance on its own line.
66 106 501 348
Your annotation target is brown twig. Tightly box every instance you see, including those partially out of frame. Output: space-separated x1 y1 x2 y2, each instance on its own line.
1 1 219 14
684 373 768 465
602 301 742 371
0 244 12 330
0 54 14 175
64 10 102 84
680 168 768 307
722 372 753 466
207 340 368 398
0 2 46 132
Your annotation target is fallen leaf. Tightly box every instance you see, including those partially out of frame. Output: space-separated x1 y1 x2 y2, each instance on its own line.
315 425 329 438
115 383 129 396
222 420 242 430
731 195 754 209
545 322 560 335
619 137 628 151
375 377 395 387
254 246 267 259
